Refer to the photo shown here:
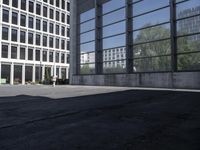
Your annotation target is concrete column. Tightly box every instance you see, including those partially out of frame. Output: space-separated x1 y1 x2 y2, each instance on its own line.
22 64 25 85
66 66 69 79
51 66 54 76
42 65 45 81
32 65 35 83
10 63 14 85
59 67 62 79
0 62 1 85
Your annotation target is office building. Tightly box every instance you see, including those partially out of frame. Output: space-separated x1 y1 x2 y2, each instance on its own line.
0 0 70 84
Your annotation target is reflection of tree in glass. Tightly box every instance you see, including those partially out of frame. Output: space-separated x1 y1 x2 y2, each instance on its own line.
80 64 95 74
134 24 171 72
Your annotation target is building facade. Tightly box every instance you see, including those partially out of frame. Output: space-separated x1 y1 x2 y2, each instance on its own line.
0 0 70 85
70 0 200 89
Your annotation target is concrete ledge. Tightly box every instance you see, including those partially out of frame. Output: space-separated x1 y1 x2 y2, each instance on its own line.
70 72 200 89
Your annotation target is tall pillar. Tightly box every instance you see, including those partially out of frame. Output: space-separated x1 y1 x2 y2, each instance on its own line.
0 62 1 85
22 64 25 85
10 63 14 85
66 66 69 79
42 65 45 81
59 67 62 79
32 65 35 83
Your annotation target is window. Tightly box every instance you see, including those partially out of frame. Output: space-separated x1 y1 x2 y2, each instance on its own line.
56 52 60 63
62 0 65 9
49 51 53 62
36 34 41 45
56 39 59 49
50 9 54 19
50 0 54 5
56 0 59 8
20 47 25 60
28 33 33 44
67 41 70 50
61 40 65 50
36 4 41 15
50 23 54 33
67 28 70 37
21 0 26 10
61 26 65 36
20 14 26 27
43 51 47 62
67 2 70 11
36 19 41 30
61 53 65 63
2 45 8 58
49 37 54 48
56 25 60 35
62 13 65 23
67 15 70 24
36 50 40 61
56 11 60 21
43 6 47 17
12 12 18 25
43 36 47 46
20 31 26 43
43 0 47 3
11 29 18 42
12 0 18 8
28 49 33 60
11 46 17 59
29 17 34 28
3 0 9 5
2 27 9 40
43 21 47 32
29 1 34 13
3 9 9 23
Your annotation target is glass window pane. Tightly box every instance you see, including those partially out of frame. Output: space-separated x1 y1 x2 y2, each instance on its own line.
80 52 95 64
80 31 95 43
103 60 126 73
103 34 126 49
103 0 126 14
103 21 126 38
80 19 95 33
134 56 171 72
80 41 95 53
80 64 95 74
80 9 95 23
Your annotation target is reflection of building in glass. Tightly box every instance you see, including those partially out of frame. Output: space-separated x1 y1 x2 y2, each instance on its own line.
70 0 200 89
0 0 70 85
178 6 200 40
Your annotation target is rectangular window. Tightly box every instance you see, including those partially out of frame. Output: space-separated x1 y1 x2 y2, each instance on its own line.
50 23 54 33
36 19 41 30
3 9 9 23
56 39 59 49
20 31 26 43
49 51 53 62
20 47 26 60
12 0 18 8
67 2 70 11
61 40 65 50
2 45 8 58
50 9 54 19
61 53 65 63
3 0 9 5
29 1 34 13
50 0 54 5
2 27 9 40
43 36 47 46
20 14 26 27
67 28 70 37
12 12 18 25
28 33 33 44
49 37 54 48
11 46 17 59
56 25 60 35
21 0 26 10
43 6 47 17
11 29 18 42
67 41 70 50
56 11 60 21
56 52 60 63
56 0 59 8
67 15 70 24
61 26 65 36
29 17 34 28
43 21 47 32
36 50 40 61
43 51 47 62
36 34 41 45
28 49 33 60
62 0 65 9
62 13 65 23
36 4 41 15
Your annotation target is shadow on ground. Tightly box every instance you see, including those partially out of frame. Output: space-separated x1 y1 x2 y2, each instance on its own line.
0 90 200 150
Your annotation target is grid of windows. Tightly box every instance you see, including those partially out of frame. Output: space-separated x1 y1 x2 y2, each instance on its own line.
1 0 70 65
78 0 200 74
